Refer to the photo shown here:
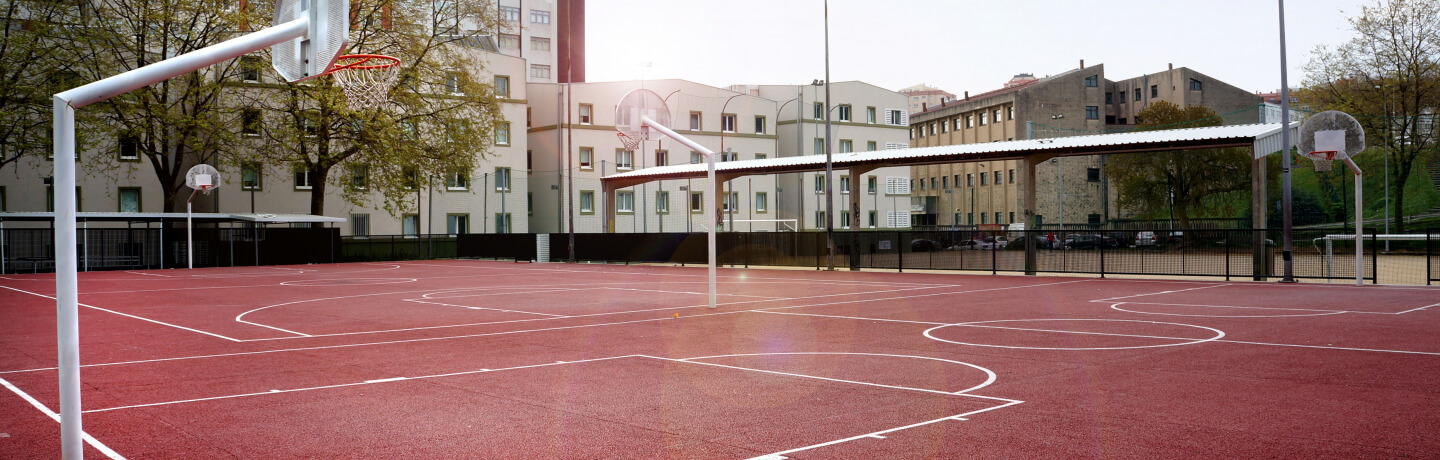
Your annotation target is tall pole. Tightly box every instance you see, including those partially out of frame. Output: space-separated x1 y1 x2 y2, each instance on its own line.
1279 0 1296 282
797 86 804 230
822 0 835 270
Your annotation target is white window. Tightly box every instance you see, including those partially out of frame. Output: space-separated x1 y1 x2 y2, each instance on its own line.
402 214 419 236
350 164 368 189
689 112 701 130
446 170 468 190
868 211 877 228
499 6 519 20
498 34 519 49
813 103 823 119
445 72 461 93
531 37 550 51
814 211 826 229
754 116 765 134
838 105 851 122
242 163 263 190
867 141 877 151
616 149 633 170
723 191 739 213
118 188 141 212
529 64 550 79
867 176 877 194
579 104 592 124
494 76 510 98
885 142 907 150
840 176 850 194
580 191 594 213
755 192 767 212
494 167 511 191
885 176 910 195
867 107 876 124
118 135 140 161
656 191 669 214
814 138 824 155
814 174 826 194
690 192 704 213
446 214 469 234
838 139 852 153
579 147 593 169
240 110 262 136
979 112 987 126
530 9 550 23
690 151 703 164
240 55 263 82
293 165 314 189
351 214 370 236
841 210 850 229
655 150 668 166
887 211 908 228
495 213 511 234
495 122 510 145
617 191 634 213
721 114 736 133
885 108 908 126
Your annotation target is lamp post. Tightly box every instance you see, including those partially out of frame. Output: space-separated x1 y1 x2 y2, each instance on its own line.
1278 0 1296 282
1051 114 1064 232
822 0 835 270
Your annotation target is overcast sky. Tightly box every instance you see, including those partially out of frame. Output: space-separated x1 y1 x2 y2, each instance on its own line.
586 0 1368 95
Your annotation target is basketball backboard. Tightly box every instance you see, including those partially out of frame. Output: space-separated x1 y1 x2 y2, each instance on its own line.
272 0 350 82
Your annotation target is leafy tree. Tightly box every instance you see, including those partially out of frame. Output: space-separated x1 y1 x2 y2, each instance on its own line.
1104 101 1253 229
235 0 503 221
62 0 255 212
1302 0 1440 232
0 0 84 171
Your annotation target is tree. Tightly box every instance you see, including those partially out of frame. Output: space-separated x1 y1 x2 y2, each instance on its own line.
1104 101 1253 228
1302 0 1440 232
0 0 82 171
236 0 503 222
66 0 253 212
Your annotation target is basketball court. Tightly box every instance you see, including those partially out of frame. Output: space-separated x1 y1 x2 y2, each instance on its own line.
3 261 1439 458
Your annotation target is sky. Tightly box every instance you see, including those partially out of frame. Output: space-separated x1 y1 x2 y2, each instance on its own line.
586 0 1370 95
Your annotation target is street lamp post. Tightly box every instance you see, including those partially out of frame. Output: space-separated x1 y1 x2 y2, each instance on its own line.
822 0 835 270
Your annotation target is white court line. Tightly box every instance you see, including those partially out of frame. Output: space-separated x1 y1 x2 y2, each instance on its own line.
401 299 569 317
419 287 581 300
754 279 1094 314
746 400 1025 460
1105 301 1352 313
759 311 1222 343
84 355 638 413
234 283 956 341
664 352 998 395
600 286 781 298
397 261 958 288
1092 284 1227 302
755 310 1440 356
1 377 127 459
0 285 243 342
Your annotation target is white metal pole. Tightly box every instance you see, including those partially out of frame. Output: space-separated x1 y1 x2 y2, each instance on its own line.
708 152 717 309
187 200 194 269
1348 158 1363 286
53 98 82 460
48 16 315 460
642 117 717 309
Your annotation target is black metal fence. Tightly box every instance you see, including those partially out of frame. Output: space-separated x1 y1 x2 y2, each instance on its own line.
7 226 1439 285
1 227 337 274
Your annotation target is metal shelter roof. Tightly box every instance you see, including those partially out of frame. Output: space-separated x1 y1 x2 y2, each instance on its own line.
603 122 1299 187
0 212 345 223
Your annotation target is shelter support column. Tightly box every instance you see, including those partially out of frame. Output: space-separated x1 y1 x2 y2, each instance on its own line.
848 166 877 271
602 181 617 233
1021 153 1055 276
1251 154 1269 280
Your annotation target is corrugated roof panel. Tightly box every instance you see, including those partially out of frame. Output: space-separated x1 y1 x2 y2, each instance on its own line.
605 123 1294 182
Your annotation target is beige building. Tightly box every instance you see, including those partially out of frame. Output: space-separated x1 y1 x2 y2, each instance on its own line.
899 84 957 114
908 62 1261 228
741 82 913 230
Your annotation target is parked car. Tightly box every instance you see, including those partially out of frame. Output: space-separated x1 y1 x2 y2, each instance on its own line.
1065 234 1104 249
1135 231 1157 247
911 239 944 252
1104 232 1131 248
1006 236 1050 250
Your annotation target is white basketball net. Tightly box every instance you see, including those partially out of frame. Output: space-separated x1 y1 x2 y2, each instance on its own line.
185 164 221 195
330 55 401 111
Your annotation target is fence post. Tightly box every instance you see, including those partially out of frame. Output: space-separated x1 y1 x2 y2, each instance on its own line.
1370 229 1378 285
896 231 903 273
1098 234 1105 278
991 238 998 275
1429 230 1433 286
743 232 750 268
1224 230 1231 281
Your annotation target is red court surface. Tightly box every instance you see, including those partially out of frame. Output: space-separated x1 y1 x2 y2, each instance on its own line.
3 261 1440 458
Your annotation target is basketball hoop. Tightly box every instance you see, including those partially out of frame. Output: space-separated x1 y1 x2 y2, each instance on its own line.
186 164 221 195
1303 151 1338 172
617 132 641 151
327 54 401 110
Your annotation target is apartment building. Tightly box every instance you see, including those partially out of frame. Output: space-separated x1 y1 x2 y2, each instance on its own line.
899 84 957 114
494 0 584 83
908 62 1261 228
740 82 913 230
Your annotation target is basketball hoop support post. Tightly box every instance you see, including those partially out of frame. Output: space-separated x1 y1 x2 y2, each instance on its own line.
1344 158 1363 286
51 13 321 460
641 117 717 309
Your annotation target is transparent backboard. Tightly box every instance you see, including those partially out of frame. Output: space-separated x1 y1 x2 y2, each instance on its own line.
272 0 350 82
